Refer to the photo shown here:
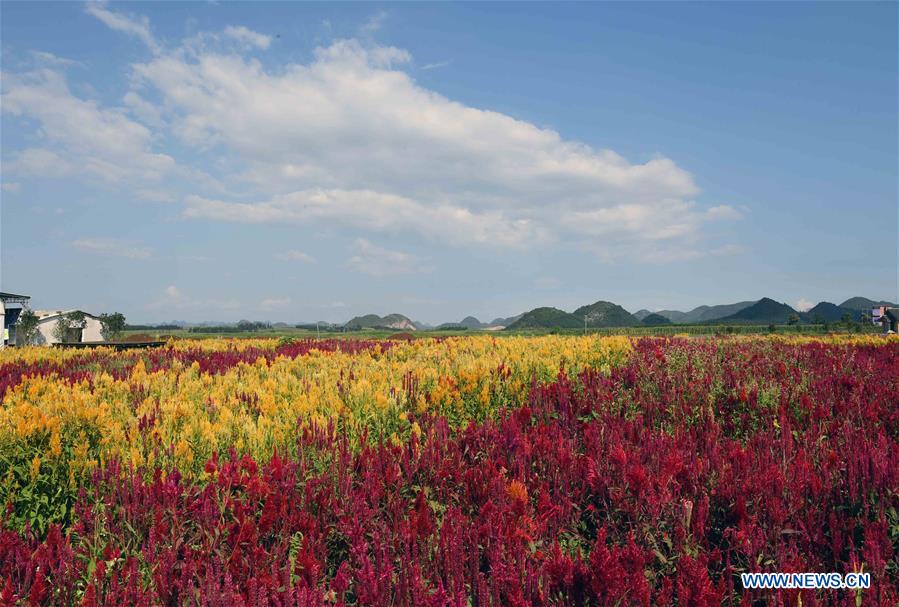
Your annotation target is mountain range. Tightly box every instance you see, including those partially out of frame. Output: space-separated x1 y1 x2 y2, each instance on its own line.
339 295 896 331
634 300 756 323
839 297 898 311
143 296 896 331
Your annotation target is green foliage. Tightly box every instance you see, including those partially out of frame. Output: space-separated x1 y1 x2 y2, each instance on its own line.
507 307 583 329
572 300 639 327
641 313 671 326
807 301 856 322
15 308 40 345
98 312 127 341
51 318 68 343
0 443 76 536
721 297 800 324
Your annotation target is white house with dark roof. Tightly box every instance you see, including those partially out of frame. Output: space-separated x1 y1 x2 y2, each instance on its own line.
32 310 104 345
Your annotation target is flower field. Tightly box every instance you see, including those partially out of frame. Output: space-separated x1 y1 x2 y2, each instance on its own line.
0 335 896 606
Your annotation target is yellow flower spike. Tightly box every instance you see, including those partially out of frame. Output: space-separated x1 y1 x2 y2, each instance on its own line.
30 456 41 482
49 431 62 458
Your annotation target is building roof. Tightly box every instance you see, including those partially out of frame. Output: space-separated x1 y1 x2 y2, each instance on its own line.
34 310 99 321
0 292 31 303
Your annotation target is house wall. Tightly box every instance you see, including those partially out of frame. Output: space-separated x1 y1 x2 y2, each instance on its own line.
34 315 105 345
35 320 55 345
82 317 103 341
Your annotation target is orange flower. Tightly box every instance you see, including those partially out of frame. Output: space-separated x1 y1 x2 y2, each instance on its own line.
506 479 528 504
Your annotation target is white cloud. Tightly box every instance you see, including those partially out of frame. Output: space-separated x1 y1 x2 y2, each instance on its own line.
7 148 76 178
30 50 80 68
123 91 164 128
584 239 744 265
420 60 451 71
274 249 316 263
705 205 743 221
4 8 742 262
260 297 291 309
126 37 736 256
146 285 239 310
72 238 152 259
795 298 814 312
85 2 160 54
185 190 540 248
347 238 432 277
360 11 388 35
2 69 175 184
223 25 272 50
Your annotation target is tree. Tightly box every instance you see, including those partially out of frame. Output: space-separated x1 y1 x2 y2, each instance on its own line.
52 317 72 343
15 308 39 345
99 312 126 341
788 314 800 325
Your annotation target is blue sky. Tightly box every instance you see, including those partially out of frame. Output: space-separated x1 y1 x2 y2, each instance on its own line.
1 2 896 323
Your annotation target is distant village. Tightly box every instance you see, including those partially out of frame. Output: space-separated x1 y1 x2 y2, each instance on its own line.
1 291 125 348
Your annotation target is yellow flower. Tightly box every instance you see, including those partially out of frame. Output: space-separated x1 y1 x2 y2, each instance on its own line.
0 334 639 481
49 431 62 457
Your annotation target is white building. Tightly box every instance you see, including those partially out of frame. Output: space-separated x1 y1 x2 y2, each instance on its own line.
1 291 31 347
31 310 104 345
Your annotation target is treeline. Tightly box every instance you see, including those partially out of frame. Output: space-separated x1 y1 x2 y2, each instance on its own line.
188 320 273 334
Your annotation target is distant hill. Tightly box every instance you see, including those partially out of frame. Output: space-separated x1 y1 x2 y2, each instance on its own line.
295 322 342 331
633 309 652 321
345 313 417 331
654 310 689 323
717 298 798 324
459 316 485 329
839 297 898 311
805 301 857 322
656 301 756 324
487 314 523 328
572 301 639 327
505 301 638 330
506 307 583 330
641 313 672 326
